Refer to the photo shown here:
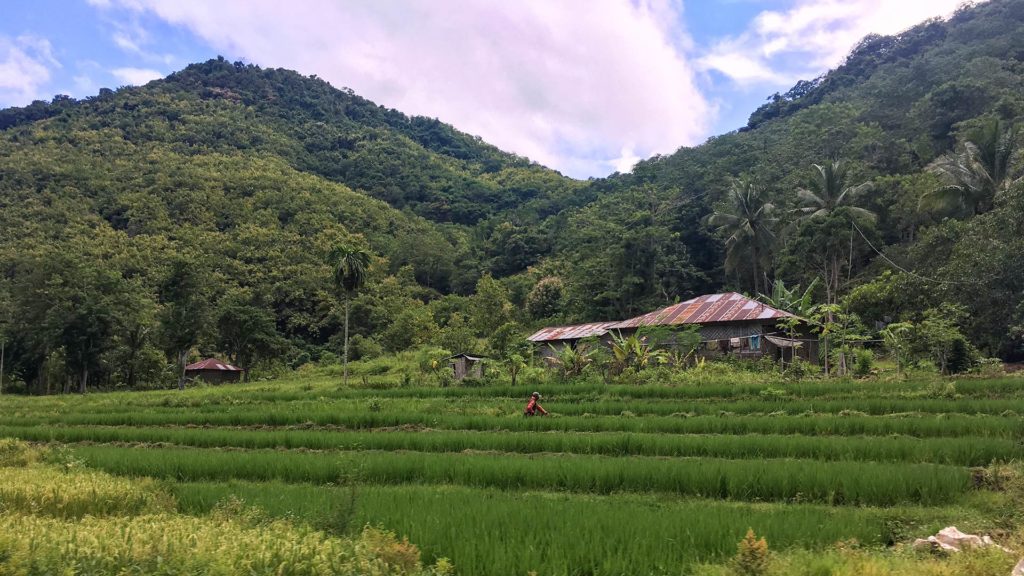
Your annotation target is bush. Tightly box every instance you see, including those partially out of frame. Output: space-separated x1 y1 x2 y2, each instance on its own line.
353 335 384 361
731 528 769 576
784 357 813 380
319 351 340 366
947 336 975 374
853 348 874 378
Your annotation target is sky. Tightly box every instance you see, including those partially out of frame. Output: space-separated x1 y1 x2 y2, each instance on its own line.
1 0 973 179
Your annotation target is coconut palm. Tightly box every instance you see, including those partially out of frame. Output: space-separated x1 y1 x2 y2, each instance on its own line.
923 118 1020 216
794 161 876 305
707 177 778 295
331 244 371 385
796 161 876 224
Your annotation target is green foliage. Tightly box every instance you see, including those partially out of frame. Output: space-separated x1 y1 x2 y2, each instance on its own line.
547 342 595 380
525 276 564 320
914 305 974 375
434 313 475 355
382 306 439 353
608 330 669 377
760 278 820 318
923 118 1021 216
707 177 778 294
468 275 513 336
881 322 914 376
853 348 875 378
4 0 1024 397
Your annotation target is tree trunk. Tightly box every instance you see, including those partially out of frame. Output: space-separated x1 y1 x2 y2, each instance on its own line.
343 298 350 386
79 365 88 394
177 349 188 390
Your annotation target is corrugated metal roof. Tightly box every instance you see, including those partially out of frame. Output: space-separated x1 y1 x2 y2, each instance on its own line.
610 292 793 329
527 321 619 343
185 358 243 371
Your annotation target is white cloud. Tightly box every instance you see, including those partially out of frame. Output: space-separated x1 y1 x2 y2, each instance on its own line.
90 0 714 178
699 0 972 88
0 34 60 107
111 66 163 85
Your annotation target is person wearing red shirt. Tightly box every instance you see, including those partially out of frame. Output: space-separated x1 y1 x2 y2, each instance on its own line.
524 392 548 416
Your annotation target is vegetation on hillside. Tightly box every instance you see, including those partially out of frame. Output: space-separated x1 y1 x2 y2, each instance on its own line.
0 0 1023 392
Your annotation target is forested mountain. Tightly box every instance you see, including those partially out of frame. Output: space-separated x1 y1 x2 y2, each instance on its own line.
1 0 1022 392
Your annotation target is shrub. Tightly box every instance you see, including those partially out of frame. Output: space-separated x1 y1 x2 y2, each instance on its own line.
853 348 874 378
784 357 813 380
731 529 769 576
947 336 975 374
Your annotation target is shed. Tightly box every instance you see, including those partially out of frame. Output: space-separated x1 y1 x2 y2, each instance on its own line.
184 358 244 384
449 353 486 381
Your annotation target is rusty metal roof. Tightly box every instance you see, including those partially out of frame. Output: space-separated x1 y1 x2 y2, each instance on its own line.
610 292 793 329
185 358 243 371
527 321 619 343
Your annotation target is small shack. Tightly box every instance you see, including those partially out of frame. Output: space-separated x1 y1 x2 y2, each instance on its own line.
449 353 486 381
184 358 244 384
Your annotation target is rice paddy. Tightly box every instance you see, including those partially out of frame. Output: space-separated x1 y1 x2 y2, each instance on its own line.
2 373 1023 575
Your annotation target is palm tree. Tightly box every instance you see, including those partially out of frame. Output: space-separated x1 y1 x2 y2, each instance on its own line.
795 161 875 377
796 161 876 224
707 177 778 295
331 245 371 385
923 119 1020 216
795 161 876 305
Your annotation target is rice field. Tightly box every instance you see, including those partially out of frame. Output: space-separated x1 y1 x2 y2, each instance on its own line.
2 373 1023 575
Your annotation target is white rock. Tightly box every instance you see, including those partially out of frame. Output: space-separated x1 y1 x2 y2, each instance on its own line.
1011 557 1024 576
913 526 1012 555
935 526 985 550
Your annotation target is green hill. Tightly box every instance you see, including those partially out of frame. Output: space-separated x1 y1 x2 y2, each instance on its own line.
0 0 1022 392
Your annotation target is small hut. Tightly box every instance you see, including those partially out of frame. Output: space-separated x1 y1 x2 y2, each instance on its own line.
449 353 486 381
184 358 243 384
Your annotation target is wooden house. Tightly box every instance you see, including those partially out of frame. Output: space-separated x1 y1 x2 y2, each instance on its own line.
609 292 818 363
527 292 818 364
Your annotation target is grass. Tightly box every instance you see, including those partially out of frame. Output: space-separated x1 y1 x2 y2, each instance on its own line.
3 371 1024 575
3 425 1017 466
70 444 971 505
5 410 1022 439
171 481 984 576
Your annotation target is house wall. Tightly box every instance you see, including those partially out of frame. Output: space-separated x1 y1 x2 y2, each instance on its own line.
451 358 484 381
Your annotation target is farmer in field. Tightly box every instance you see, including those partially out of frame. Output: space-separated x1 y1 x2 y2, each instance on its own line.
524 392 548 416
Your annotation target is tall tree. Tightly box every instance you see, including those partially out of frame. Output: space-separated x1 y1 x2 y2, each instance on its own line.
331 245 371 385
158 259 211 390
216 289 286 378
707 177 778 295
923 118 1020 216
795 161 876 304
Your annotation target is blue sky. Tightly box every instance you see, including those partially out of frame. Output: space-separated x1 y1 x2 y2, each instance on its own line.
1 0 969 178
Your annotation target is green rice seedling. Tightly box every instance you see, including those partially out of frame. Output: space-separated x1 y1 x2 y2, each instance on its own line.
5 376 1022 417
3 410 1020 439
171 481 984 576
3 425 1017 466
69 445 971 506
